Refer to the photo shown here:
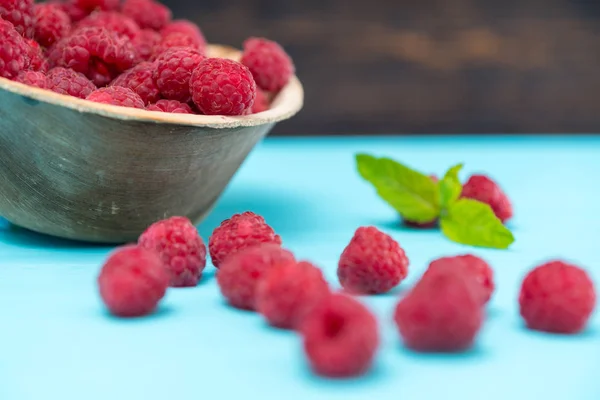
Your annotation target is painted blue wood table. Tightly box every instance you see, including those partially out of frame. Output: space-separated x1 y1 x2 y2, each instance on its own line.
1 135 599 400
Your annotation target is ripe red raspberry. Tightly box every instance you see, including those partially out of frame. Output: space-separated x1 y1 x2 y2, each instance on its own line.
217 244 295 310
423 254 494 305
131 29 160 62
0 0 35 38
138 216 206 287
403 175 439 228
14 70 47 88
209 211 281 268
87 86 145 108
74 0 119 13
519 261 596 334
121 0 171 30
241 37 294 93
146 99 193 114
0 18 30 79
54 0 87 23
461 174 513 223
191 58 256 116
97 245 169 317
152 32 205 60
47 66 96 98
49 26 136 87
153 47 204 102
250 87 269 114
256 261 330 330
337 226 409 294
160 19 205 49
77 11 140 40
300 293 379 378
109 61 159 105
33 3 71 48
25 39 49 72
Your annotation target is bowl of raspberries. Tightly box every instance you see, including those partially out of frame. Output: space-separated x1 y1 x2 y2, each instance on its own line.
0 0 303 243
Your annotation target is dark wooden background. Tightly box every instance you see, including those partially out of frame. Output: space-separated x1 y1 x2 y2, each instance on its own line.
165 0 600 135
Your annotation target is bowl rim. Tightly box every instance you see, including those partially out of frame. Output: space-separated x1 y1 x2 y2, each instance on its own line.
0 44 304 129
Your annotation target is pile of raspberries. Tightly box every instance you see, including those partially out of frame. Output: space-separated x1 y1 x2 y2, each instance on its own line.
97 208 596 379
0 0 295 115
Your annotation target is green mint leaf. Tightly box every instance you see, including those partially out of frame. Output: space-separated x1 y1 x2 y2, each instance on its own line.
355 153 440 223
439 163 464 209
440 198 515 249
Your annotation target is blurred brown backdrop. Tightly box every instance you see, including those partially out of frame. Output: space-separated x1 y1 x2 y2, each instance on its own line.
166 0 600 135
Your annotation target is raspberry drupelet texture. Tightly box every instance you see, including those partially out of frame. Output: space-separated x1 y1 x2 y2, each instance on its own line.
519 260 596 334
209 211 281 268
138 216 207 287
121 0 171 30
0 0 35 38
46 66 96 98
146 99 193 114
461 174 513 223
0 18 31 79
251 87 269 114
86 86 145 108
109 61 159 105
54 0 87 23
217 244 295 310
152 32 205 60
300 293 379 378
403 175 439 228
14 70 47 88
77 11 141 40
160 20 206 49
153 47 204 102
97 245 169 317
131 29 160 62
337 226 409 294
241 37 294 93
190 58 257 116
74 0 119 13
34 3 71 48
26 39 49 72
394 267 483 352
256 261 330 330
49 26 136 87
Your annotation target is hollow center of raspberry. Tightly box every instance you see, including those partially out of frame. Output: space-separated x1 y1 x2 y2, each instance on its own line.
323 314 345 338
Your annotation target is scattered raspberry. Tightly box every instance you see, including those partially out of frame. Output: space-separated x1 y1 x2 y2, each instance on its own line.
216 244 295 310
423 254 494 305
152 32 204 60
77 11 140 40
519 260 596 334
256 261 330 330
86 86 145 108
0 0 35 38
403 175 439 228
153 47 204 102
74 0 119 13
0 19 31 79
160 19 205 50
121 0 171 30
300 293 379 378
146 99 193 114
33 3 71 48
54 0 87 23
395 267 483 352
49 26 136 87
25 39 49 72
97 245 169 317
191 58 256 116
461 174 513 223
337 226 409 294
14 70 47 88
109 61 159 105
251 87 270 114
131 29 160 62
47 66 96 98
209 211 281 268
138 216 207 287
241 37 294 93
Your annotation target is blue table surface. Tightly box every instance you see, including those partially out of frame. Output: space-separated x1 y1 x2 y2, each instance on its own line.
1 135 600 400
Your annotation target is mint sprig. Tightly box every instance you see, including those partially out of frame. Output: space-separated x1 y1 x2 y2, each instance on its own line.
355 154 515 249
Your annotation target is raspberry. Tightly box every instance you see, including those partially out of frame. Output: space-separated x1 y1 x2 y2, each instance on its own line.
47 66 96 98
121 0 171 30
209 211 281 268
153 47 204 102
250 87 269 114
216 244 295 310
519 261 596 334
190 58 256 116
337 226 409 294
87 86 145 108
54 0 87 23
0 18 30 79
74 0 119 13
0 0 35 38
394 267 483 352
300 293 379 378
423 254 494 305
97 245 169 317
14 70 47 88
131 29 160 62
403 175 439 228
25 39 49 72
152 32 204 60
49 26 136 87
256 261 330 330
146 99 193 114
33 3 71 48
109 61 159 105
241 37 294 93
160 19 205 50
77 11 140 40
461 174 513 223
138 216 207 287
